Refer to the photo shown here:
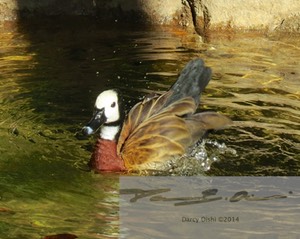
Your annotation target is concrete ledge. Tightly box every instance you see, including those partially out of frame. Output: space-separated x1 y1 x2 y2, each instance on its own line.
0 0 300 34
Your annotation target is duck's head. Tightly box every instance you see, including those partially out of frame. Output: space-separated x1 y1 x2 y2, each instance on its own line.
82 89 124 139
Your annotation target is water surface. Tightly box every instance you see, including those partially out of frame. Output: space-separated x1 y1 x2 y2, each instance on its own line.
0 18 299 238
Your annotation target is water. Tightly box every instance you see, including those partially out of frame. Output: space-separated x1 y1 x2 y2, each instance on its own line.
0 17 299 238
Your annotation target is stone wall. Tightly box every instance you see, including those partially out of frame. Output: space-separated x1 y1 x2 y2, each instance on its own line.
0 0 299 33
200 0 300 32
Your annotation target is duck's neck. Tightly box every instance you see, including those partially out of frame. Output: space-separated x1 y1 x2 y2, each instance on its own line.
100 125 120 141
89 125 126 172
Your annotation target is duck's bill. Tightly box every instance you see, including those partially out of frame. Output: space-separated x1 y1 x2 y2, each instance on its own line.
82 108 106 136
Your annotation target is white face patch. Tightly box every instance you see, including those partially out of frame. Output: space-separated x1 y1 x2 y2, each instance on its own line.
95 90 120 123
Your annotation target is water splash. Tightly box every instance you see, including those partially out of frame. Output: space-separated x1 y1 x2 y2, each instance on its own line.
190 139 237 172
146 139 238 176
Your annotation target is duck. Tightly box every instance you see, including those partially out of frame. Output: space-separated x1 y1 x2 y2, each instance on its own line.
82 58 231 172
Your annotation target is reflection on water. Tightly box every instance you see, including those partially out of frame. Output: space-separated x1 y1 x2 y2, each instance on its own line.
0 18 299 238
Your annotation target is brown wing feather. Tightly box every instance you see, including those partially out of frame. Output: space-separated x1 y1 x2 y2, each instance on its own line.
117 91 172 154
121 117 192 170
118 97 198 170
186 112 232 142
117 89 231 170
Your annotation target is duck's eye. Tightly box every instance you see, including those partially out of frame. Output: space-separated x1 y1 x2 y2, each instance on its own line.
111 102 116 108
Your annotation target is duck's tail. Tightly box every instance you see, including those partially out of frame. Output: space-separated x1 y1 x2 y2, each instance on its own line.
165 58 211 107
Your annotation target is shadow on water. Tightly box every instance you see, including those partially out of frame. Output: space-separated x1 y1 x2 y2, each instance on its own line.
0 3 300 237
1 16 152 239
1 9 199 238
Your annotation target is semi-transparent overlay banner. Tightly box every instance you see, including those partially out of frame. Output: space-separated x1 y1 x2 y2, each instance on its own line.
120 177 300 239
